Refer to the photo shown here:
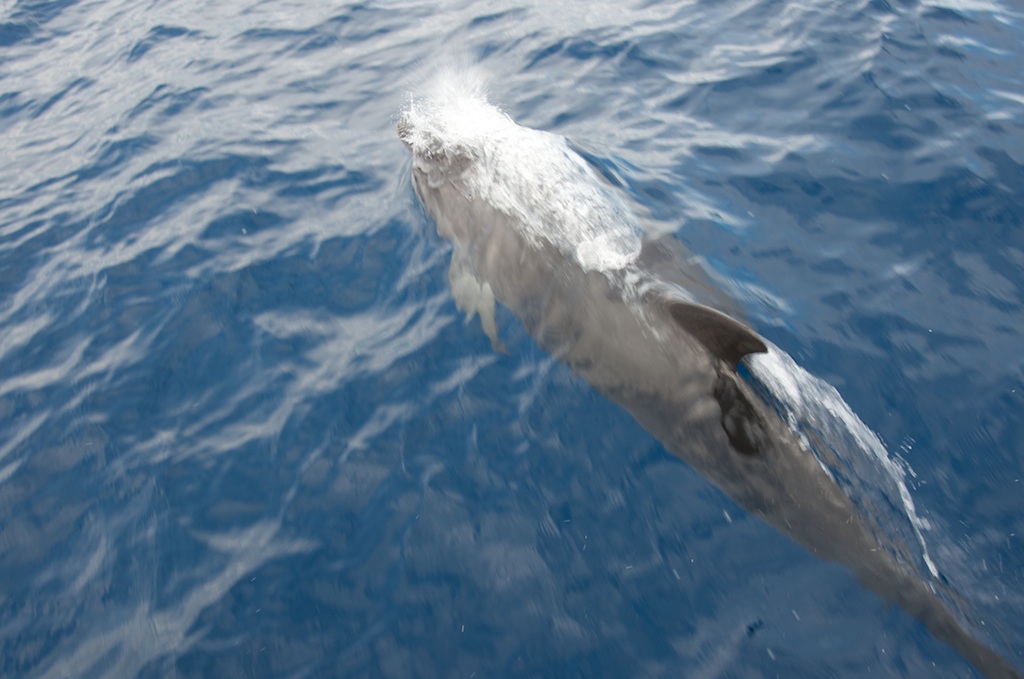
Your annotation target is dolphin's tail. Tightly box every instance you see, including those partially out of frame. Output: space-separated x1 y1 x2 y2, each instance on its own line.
856 565 1022 679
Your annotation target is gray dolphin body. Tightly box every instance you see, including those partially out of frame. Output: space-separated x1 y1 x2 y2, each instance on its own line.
397 85 1021 679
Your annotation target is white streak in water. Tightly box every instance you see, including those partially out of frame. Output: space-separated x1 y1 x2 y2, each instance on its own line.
400 69 642 273
747 343 939 579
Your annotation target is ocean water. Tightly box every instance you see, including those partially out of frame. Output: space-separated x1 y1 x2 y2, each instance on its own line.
1 0 1023 677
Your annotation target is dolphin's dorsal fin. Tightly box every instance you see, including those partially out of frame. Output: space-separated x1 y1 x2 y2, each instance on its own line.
665 299 767 368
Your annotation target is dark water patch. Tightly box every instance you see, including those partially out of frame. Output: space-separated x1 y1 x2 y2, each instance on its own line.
0 91 31 119
571 144 627 189
126 25 195 63
273 165 381 207
32 76 94 119
850 310 984 362
566 37 630 61
894 88 963 114
935 44 965 61
238 25 338 54
730 167 1024 249
734 176 786 198
525 39 568 68
251 222 414 314
298 31 340 52
868 0 898 14
74 135 158 183
979 147 1024 194
233 5 384 55
963 380 1024 472
73 218 427 471
87 155 266 248
922 7 972 25
877 30 930 61
694 145 746 161
630 177 683 222
848 112 921 150
118 270 258 398
127 84 210 123
6 0 83 35
469 9 526 28
0 21 33 47
200 209 285 240
526 36 631 69
709 51 819 95
237 26 311 43
0 206 73 256
809 257 855 276
621 40 685 72
101 250 191 320
661 89 697 114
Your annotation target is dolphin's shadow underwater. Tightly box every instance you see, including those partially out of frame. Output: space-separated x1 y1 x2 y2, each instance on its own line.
397 74 1022 679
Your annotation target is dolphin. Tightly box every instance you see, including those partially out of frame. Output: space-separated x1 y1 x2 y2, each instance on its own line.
397 79 1021 679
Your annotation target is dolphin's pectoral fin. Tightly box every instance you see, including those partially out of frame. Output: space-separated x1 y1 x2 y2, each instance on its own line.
714 371 767 456
448 253 506 353
664 299 767 368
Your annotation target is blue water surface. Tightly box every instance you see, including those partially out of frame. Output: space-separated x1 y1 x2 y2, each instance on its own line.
1 0 1023 677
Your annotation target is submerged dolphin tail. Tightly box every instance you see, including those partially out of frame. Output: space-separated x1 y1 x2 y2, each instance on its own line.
862 566 1023 679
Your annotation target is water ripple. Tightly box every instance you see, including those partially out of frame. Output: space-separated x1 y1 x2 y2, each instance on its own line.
0 0 1021 677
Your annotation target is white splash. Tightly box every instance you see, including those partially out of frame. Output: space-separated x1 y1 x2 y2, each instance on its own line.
400 68 642 273
747 343 939 579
